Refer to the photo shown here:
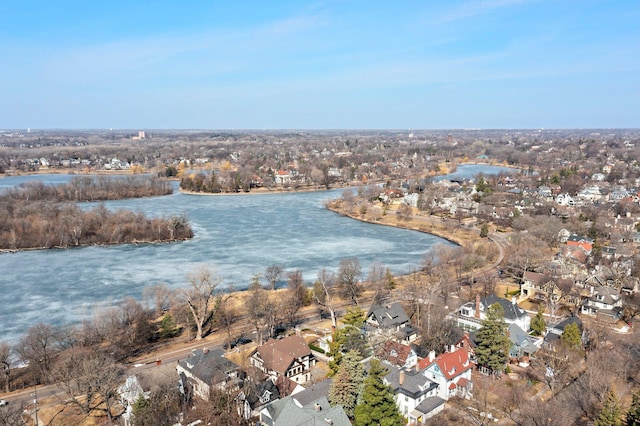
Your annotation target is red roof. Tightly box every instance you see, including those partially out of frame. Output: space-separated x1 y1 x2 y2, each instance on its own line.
448 382 456 390
378 341 413 367
419 348 473 381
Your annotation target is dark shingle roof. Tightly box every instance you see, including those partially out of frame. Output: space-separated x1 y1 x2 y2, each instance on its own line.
177 348 239 385
482 295 527 320
414 396 446 415
384 364 437 399
264 395 351 426
367 302 410 328
292 378 333 407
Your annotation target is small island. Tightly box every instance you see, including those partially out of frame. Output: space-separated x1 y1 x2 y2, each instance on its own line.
0 175 193 251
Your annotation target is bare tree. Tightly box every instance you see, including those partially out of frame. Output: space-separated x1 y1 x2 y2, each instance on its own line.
184 266 223 340
215 301 239 350
15 322 61 381
51 349 125 423
143 282 174 316
282 270 306 327
397 203 413 221
313 268 339 328
244 275 279 345
0 342 10 393
338 258 363 305
367 261 391 305
264 264 284 291
532 344 580 392
0 404 24 426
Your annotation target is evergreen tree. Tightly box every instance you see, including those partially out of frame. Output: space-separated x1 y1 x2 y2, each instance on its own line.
596 387 622 426
531 307 546 336
354 359 403 426
561 322 582 350
329 350 366 417
328 308 369 375
342 306 366 328
159 313 177 338
475 303 511 373
626 391 640 426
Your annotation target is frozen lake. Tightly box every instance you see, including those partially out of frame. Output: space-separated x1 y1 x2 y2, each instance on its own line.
0 164 514 342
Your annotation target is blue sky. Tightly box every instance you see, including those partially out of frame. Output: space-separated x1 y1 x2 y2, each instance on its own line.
1 0 638 129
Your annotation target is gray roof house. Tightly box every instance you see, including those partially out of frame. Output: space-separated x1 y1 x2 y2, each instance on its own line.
508 323 541 361
177 348 242 400
366 302 418 342
581 285 623 319
383 364 443 422
456 294 530 331
237 378 280 421
259 395 350 426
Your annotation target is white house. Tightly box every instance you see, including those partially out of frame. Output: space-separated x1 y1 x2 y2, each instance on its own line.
581 286 623 319
555 193 575 206
384 364 444 423
456 294 531 332
250 335 315 385
418 347 474 401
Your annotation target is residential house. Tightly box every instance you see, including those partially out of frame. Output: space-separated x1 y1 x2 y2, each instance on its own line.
418 346 474 401
537 186 553 199
543 316 583 348
377 340 418 369
456 294 531 332
274 170 291 185
520 272 577 305
567 235 594 253
581 285 623 320
259 396 350 426
366 302 418 343
577 185 604 202
507 323 541 364
237 379 280 421
177 348 242 401
383 364 443 423
555 193 575 206
250 335 316 385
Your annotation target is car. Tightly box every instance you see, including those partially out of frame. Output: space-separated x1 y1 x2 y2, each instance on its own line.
0 399 8 406
223 337 252 350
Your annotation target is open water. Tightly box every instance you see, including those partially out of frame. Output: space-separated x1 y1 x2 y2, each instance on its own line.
0 164 514 343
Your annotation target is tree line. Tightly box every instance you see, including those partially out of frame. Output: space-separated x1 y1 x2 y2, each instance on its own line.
4 175 173 202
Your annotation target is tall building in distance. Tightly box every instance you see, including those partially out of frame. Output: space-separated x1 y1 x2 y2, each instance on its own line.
132 131 146 140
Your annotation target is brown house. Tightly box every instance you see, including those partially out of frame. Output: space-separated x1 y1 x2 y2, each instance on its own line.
249 335 315 385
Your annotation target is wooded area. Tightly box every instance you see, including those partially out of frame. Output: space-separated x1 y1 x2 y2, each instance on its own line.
4 175 172 202
0 176 192 250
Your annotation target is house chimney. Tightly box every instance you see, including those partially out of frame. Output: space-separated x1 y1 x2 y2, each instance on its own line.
450 345 456 353
324 418 334 425
428 350 435 363
314 403 322 412
399 370 405 386
511 296 517 305
475 294 481 318
203 347 209 354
